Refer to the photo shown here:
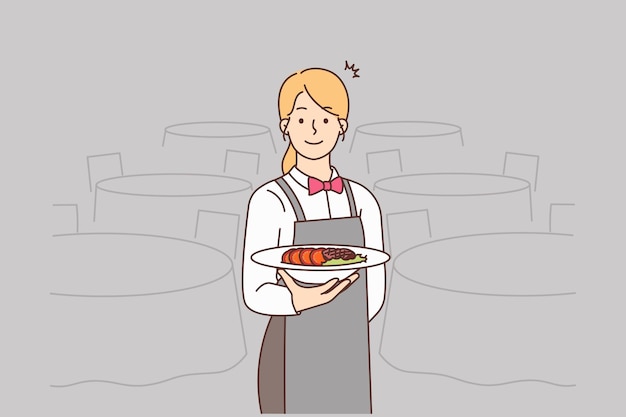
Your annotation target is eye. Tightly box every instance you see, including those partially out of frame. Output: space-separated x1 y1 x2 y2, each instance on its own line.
323 118 328 124
298 118 304 124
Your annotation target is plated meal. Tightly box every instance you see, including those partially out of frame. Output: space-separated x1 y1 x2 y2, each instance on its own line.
281 246 367 266
252 244 390 284
252 244 389 271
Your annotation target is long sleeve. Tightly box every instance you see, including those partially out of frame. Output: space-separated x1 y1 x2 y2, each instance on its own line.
350 181 386 321
241 184 299 316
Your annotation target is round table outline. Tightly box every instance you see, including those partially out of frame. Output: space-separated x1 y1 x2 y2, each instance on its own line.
390 231 576 297
162 121 277 153
49 231 249 387
50 231 237 297
349 120 464 152
373 172 531 197
378 230 577 388
93 173 252 221
373 172 534 222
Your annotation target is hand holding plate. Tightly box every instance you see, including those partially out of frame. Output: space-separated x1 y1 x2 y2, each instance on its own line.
278 269 360 313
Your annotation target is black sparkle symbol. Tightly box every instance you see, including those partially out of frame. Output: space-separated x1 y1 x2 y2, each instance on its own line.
344 60 360 78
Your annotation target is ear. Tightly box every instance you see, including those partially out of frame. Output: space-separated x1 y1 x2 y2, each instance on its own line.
338 119 348 134
280 118 289 134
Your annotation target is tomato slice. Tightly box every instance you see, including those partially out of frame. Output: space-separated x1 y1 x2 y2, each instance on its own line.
289 248 302 265
299 248 314 265
282 249 295 263
310 248 326 266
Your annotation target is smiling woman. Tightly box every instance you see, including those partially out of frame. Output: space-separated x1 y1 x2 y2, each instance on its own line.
242 67 386 414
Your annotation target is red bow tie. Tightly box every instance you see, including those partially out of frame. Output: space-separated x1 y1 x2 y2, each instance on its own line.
308 176 344 195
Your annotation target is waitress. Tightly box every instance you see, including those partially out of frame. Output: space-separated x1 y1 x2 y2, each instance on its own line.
242 67 385 414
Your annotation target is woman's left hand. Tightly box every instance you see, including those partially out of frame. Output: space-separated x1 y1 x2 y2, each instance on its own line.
277 269 359 313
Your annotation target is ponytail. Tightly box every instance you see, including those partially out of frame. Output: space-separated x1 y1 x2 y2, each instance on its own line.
282 143 297 174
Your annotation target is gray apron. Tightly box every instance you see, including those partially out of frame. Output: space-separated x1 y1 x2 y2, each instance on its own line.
258 177 372 414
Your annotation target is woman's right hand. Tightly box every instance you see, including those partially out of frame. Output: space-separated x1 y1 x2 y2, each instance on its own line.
277 269 359 313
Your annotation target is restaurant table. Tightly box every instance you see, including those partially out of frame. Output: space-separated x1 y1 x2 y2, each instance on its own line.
48 232 247 387
374 173 533 239
379 232 576 387
159 121 280 185
347 121 466 182
92 173 252 239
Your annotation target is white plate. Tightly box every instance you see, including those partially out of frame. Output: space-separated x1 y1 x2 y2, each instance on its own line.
251 244 390 284
252 244 389 270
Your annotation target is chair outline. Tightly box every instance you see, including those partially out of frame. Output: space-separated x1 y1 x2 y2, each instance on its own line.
52 203 79 236
87 152 124 192
503 151 540 191
366 149 403 175
385 209 433 258
223 149 261 177
549 203 575 235
194 209 241 259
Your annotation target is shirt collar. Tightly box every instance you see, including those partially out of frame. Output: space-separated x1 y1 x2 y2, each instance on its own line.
288 166 340 189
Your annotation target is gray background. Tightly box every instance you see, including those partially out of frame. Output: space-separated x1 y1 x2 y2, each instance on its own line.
2 0 624 415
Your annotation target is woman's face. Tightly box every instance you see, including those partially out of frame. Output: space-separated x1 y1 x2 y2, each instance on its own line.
280 91 347 161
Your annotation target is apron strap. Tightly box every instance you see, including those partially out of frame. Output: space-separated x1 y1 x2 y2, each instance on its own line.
342 179 358 218
275 177 306 222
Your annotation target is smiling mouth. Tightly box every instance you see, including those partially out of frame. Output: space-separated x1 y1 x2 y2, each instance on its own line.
305 139 323 145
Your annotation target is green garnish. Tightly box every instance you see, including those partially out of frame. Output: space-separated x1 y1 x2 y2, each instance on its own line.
321 255 367 266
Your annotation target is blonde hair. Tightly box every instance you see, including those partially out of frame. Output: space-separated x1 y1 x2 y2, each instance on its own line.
278 68 349 174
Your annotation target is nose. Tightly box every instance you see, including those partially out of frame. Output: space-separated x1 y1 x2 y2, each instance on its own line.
311 119 317 135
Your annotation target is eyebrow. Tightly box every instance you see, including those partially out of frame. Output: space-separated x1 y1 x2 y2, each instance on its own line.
295 107 307 110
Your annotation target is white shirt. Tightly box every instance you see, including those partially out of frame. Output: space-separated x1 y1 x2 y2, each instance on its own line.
242 166 386 321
